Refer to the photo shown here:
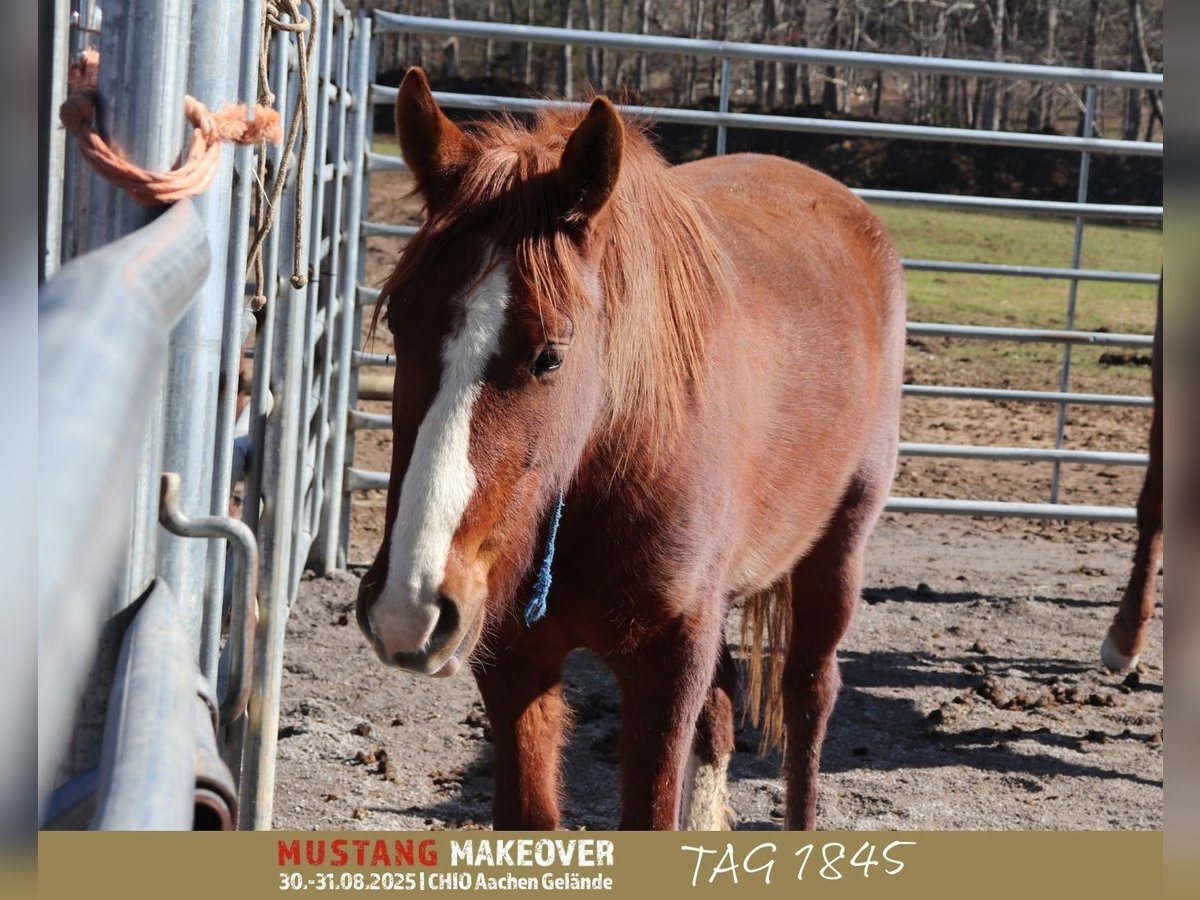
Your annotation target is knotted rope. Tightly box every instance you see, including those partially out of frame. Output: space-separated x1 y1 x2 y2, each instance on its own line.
59 49 282 207
524 491 566 626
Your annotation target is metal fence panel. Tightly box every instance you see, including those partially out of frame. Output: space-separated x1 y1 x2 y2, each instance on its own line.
339 14 1161 529
39 0 365 831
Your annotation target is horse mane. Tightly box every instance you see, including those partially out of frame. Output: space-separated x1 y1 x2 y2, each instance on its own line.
375 105 733 470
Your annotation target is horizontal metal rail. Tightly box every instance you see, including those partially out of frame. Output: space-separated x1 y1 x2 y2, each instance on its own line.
903 384 1152 406
362 220 418 237
899 442 1148 465
348 330 1154 367
360 155 1161 221
885 497 1136 522
367 151 408 172
854 190 1162 220
345 467 390 492
353 350 394 367
348 409 394 430
343 417 1153 467
907 323 1154 348
373 12 1163 91
344 462 1140 521
355 228 1158 293
902 259 1161 283
370 87 1164 158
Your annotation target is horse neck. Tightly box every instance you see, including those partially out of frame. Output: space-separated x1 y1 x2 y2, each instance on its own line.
581 173 728 483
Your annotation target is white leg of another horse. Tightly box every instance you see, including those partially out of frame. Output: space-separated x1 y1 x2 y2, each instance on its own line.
683 641 737 830
681 752 733 830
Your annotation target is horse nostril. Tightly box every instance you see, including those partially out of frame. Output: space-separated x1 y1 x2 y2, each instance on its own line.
430 594 460 648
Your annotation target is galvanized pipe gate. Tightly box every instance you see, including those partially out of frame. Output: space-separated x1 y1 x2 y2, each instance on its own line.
37 6 1161 831
347 12 1162 526
39 0 367 831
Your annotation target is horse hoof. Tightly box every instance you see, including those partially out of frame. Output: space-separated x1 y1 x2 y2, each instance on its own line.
1100 634 1139 672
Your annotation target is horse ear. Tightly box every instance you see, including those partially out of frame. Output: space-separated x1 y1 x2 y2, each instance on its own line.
557 97 625 225
395 67 474 208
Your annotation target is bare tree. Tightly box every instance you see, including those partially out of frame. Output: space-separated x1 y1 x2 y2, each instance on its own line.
359 0 1160 141
821 1 840 113
981 0 1006 131
635 0 651 93
484 0 495 72
1079 0 1101 135
1028 0 1060 131
581 0 600 89
559 0 574 97
1123 0 1162 139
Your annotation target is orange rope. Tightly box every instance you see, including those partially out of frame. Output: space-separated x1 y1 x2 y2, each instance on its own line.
59 49 282 206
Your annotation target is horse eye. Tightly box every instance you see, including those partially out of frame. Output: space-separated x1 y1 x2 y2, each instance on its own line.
530 346 563 376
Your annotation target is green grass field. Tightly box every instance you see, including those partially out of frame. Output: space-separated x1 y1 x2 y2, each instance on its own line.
871 204 1162 335
869 204 1161 394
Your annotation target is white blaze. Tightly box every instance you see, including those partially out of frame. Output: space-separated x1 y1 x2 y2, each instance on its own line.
369 263 511 655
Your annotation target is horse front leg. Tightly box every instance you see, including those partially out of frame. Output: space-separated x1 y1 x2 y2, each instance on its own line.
612 609 723 830
474 633 570 830
784 475 883 830
1102 458 1163 670
1102 335 1162 671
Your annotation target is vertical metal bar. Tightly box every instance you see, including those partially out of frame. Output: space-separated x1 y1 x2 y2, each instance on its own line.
240 4 320 828
207 0 266 689
243 23 293 541
310 7 353 573
84 2 192 256
337 15 377 566
320 10 371 572
233 17 291 820
98 0 193 606
157 0 242 670
1049 85 1096 504
716 57 731 156
294 0 336 579
39 0 70 282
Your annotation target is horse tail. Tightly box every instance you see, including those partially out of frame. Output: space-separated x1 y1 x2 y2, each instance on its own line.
739 574 793 754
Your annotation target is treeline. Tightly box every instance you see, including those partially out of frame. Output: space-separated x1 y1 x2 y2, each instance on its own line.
356 0 1163 141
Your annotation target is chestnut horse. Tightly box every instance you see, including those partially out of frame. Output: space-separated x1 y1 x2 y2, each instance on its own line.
356 68 906 830
1101 282 1163 671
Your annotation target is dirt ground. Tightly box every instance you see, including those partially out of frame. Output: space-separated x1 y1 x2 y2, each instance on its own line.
269 167 1162 832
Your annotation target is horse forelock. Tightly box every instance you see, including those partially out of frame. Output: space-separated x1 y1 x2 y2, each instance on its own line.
375 106 733 472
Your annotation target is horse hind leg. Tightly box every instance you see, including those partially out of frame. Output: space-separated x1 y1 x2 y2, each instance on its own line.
1103 293 1162 672
782 473 887 830
1102 448 1163 671
681 642 738 830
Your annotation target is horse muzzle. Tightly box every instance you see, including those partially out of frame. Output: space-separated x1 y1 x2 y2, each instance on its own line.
357 581 478 677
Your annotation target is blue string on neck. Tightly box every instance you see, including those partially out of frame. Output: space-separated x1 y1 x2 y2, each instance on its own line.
523 490 566 626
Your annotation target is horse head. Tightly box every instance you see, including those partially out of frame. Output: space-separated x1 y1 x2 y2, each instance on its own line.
355 69 625 676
